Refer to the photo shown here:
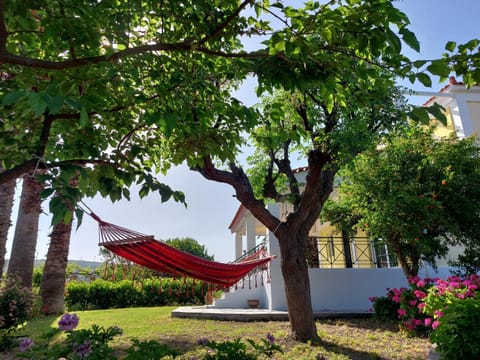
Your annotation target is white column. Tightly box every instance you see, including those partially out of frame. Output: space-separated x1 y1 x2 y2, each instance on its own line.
235 233 243 259
246 213 256 251
454 94 476 137
265 203 287 311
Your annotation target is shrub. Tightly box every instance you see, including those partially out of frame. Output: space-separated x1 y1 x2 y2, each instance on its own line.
17 313 122 360
423 274 480 322
65 277 208 310
198 334 282 360
0 277 34 331
370 276 434 335
124 339 181 359
370 294 399 323
429 298 480 359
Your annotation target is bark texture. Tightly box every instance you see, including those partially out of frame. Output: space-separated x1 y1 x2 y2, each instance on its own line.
7 173 44 288
40 219 73 314
0 168 16 278
278 229 318 342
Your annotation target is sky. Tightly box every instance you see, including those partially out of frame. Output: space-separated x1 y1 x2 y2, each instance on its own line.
5 0 480 264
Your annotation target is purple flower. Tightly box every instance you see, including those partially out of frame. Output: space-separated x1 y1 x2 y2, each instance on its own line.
58 313 79 331
196 337 209 346
73 340 92 358
266 333 275 345
19 337 34 352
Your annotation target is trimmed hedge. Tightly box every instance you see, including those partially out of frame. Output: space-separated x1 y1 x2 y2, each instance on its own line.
66 278 209 310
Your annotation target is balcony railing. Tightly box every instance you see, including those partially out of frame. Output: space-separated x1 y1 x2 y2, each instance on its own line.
307 236 398 269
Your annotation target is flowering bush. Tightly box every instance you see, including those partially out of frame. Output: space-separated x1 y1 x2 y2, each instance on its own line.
0 277 34 331
371 274 480 359
423 274 480 327
429 298 480 360
370 276 435 335
17 313 122 359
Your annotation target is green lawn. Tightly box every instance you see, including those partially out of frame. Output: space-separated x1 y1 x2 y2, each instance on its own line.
11 307 432 359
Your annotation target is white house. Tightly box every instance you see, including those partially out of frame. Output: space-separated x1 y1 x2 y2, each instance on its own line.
211 80 480 313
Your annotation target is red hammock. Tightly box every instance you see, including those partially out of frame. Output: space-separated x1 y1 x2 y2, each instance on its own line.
88 212 274 287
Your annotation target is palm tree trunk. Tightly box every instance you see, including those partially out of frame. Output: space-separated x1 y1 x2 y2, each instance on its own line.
7 173 44 289
0 165 16 278
40 218 73 314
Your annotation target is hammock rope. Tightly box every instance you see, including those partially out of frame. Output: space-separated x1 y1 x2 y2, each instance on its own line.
83 208 275 287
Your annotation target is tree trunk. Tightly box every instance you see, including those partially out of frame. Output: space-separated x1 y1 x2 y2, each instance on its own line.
7 173 44 289
0 166 16 278
278 230 318 342
391 238 418 279
40 219 73 314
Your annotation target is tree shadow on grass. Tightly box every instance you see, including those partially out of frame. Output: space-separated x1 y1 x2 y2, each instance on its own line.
314 338 384 360
321 317 403 333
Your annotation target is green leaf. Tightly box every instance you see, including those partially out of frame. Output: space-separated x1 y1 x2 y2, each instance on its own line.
28 92 48 115
386 29 401 54
445 41 457 52
413 60 427 69
75 208 84 230
2 90 27 106
325 93 334 114
426 103 447 125
40 188 55 199
416 73 432 87
399 28 420 52
80 107 89 127
408 107 430 124
63 210 73 225
427 60 451 77
47 96 65 114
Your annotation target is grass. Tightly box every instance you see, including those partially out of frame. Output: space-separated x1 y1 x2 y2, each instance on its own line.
8 307 432 359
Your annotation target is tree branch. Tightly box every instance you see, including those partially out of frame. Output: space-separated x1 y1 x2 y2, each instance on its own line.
193 156 281 231
197 0 253 46
0 0 7 50
0 158 114 184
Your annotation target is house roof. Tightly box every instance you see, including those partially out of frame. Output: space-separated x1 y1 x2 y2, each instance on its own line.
422 76 466 107
228 204 248 233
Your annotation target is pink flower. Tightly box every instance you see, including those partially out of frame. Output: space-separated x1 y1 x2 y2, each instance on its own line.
416 280 426 287
432 320 441 329
409 276 420 284
417 303 426 310
434 310 444 318
413 290 427 299
409 299 417 306
424 317 432 327
397 308 407 318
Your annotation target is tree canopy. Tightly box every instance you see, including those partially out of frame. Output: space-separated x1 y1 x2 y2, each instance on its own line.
165 237 214 261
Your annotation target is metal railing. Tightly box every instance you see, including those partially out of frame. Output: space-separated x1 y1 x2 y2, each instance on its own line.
307 236 398 269
233 240 267 263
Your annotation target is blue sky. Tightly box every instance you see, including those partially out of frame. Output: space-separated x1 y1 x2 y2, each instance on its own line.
5 0 480 263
